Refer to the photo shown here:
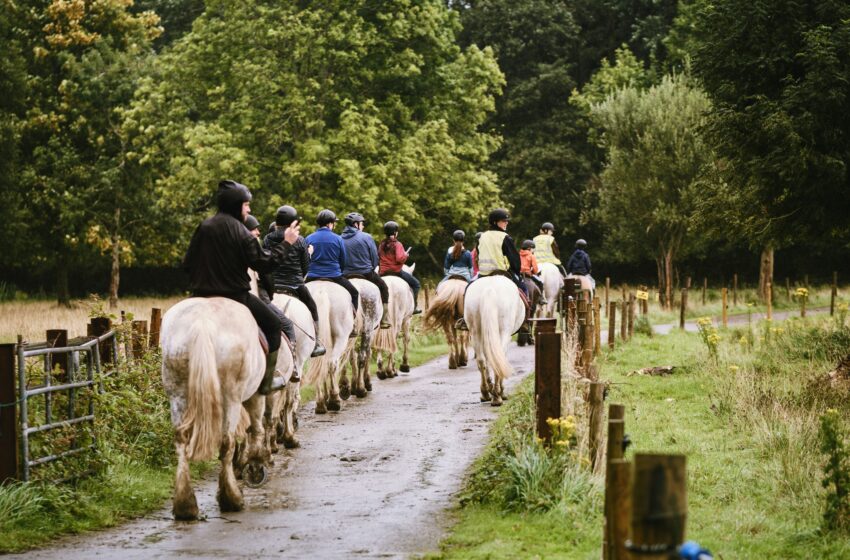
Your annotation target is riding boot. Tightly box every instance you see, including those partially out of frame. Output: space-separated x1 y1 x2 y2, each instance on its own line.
310 321 327 357
455 317 468 331
380 303 391 329
258 350 286 395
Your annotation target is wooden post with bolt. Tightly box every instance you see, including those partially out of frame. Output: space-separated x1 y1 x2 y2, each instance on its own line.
679 289 687 330
721 288 728 328
588 381 605 472
0 342 19 481
604 404 628 560
534 318 560 443
608 302 617 350
629 454 687 560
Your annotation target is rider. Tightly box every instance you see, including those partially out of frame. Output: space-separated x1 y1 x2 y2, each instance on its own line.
442 230 473 282
244 214 261 239
304 209 361 321
340 212 391 329
519 239 546 295
264 205 327 359
378 221 422 314
566 238 596 290
183 180 298 395
533 222 568 277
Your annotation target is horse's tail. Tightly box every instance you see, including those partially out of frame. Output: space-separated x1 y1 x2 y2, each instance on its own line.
372 289 397 353
423 280 465 333
304 289 331 386
178 320 222 461
477 291 513 383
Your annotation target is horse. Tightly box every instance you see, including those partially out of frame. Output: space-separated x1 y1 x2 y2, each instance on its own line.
517 276 542 347
566 273 594 303
464 275 526 406
372 265 416 379
160 297 278 520
538 262 564 318
422 277 468 369
303 281 355 414
340 278 382 399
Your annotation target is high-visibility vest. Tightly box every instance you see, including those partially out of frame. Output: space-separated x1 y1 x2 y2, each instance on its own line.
478 230 509 275
533 234 561 265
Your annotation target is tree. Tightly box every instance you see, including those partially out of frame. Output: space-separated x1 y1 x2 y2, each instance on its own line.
588 74 714 308
693 0 850 299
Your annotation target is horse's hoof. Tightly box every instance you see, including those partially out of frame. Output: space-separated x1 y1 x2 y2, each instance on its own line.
490 399 503 407
327 399 341 412
448 356 457 369
173 493 199 521
244 463 268 488
283 436 300 449
364 378 372 391
480 394 490 402
400 364 410 373
459 358 468 367
315 401 327 415
355 388 368 399
377 371 387 380
218 489 244 512
340 386 351 400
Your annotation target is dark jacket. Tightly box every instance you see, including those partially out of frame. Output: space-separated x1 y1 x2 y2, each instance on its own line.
183 212 292 296
264 229 309 289
566 249 592 275
490 224 522 276
340 226 379 275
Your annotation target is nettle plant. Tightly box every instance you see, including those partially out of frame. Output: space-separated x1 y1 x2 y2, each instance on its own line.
820 409 850 532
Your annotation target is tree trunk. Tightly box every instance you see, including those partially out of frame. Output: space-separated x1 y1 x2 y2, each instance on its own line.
664 249 674 310
655 256 666 308
109 207 121 309
758 246 774 303
56 254 70 307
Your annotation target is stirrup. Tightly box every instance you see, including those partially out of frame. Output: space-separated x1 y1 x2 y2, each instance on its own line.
455 317 468 331
413 308 422 315
380 320 391 329
310 341 326 357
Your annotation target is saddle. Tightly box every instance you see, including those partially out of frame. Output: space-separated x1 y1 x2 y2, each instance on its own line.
344 273 370 281
447 274 469 282
275 286 300 298
257 328 292 355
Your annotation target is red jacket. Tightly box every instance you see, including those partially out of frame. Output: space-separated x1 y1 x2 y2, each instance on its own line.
379 238 408 274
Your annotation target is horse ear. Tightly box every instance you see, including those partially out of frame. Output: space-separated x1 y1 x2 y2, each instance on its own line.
409 262 416 274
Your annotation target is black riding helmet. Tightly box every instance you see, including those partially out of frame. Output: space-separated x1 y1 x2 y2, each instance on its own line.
275 205 299 227
453 229 465 241
345 212 366 226
317 209 337 227
268 222 276 234
488 208 510 226
243 214 260 231
521 239 535 250
475 232 482 241
217 180 252 219
575 238 587 249
383 221 399 236
541 222 555 233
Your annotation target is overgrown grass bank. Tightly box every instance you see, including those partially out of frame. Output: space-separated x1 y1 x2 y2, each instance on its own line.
436 314 850 558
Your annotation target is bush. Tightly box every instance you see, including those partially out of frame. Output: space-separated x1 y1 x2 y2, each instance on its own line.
820 409 850 532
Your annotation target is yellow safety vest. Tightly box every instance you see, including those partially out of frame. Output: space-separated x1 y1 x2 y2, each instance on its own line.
533 234 561 265
478 230 509 275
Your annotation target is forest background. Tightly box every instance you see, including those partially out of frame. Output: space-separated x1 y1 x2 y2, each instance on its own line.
1 0 848 308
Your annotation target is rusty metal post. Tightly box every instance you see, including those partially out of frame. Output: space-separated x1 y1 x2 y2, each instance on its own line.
608 302 616 350
0 343 18 482
629 454 687 559
149 307 162 349
534 318 560 443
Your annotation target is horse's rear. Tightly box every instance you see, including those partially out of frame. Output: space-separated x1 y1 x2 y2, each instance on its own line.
304 281 354 414
160 297 266 519
423 278 468 369
539 263 564 317
345 279 381 398
373 275 415 378
464 276 525 406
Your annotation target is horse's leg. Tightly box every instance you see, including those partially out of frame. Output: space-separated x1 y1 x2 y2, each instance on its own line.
264 393 278 457
172 426 199 520
362 336 373 393
327 361 342 411
446 324 457 369
339 346 352 401
315 368 328 414
459 329 469 366
399 318 411 373
218 399 246 512
376 349 387 380
280 382 301 449
355 335 369 398
491 375 504 407
476 355 491 402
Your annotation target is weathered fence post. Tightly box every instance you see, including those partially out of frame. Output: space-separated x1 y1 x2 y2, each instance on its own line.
588 381 605 472
46 329 68 378
149 307 162 349
721 288 728 328
534 318 560 443
804 274 809 289
801 290 807 318
831 272 838 316
628 295 635 339
605 277 611 317
733 273 738 307
132 320 148 359
786 277 791 303
604 403 628 560
702 278 707 306
679 289 687 330
620 300 627 341
594 296 602 357
0 343 18 482
766 282 773 321
628 454 687 559
88 317 113 365
608 302 617 350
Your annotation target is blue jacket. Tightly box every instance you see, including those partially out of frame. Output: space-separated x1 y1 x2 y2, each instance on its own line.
340 225 379 275
305 227 346 278
444 247 473 281
566 249 592 275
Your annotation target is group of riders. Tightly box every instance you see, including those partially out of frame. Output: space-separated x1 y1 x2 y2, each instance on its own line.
183 180 593 399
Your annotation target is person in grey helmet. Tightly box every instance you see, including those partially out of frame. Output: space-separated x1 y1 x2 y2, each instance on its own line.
566 238 596 289
340 212 391 329
183 180 299 395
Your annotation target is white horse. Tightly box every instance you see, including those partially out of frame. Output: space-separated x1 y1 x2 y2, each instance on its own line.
340 278 381 399
303 281 355 414
373 265 416 379
423 277 468 369
566 273 595 303
464 276 525 406
539 262 564 318
161 297 275 520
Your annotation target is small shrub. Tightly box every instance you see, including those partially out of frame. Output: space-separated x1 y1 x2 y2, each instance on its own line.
634 315 653 337
819 409 850 532
696 317 720 361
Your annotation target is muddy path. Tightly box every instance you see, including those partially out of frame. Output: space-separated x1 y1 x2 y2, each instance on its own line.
14 344 534 559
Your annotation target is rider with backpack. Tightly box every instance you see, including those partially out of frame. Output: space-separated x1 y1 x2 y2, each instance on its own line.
183 180 298 395
264 205 327 358
566 238 596 290
305 210 361 320
340 212 391 329
378 221 422 314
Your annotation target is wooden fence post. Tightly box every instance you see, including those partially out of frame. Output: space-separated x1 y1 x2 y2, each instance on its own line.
582 317 594 371
805 274 809 289
593 296 602 357
766 282 773 321
733 273 738 307
831 272 838 316
0 343 18 482
628 295 635 339
620 300 627 341
149 308 162 349
88 317 113 365
588 381 605 472
702 277 707 306
131 320 148 359
534 318 560 443
605 277 611 317
679 289 687 330
629 454 687 559
608 302 616 350
721 288 728 328
801 291 807 318
605 403 628 560
786 277 791 303
46 329 68 378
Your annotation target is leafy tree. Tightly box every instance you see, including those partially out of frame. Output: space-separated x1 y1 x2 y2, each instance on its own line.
587 74 714 307
693 0 850 299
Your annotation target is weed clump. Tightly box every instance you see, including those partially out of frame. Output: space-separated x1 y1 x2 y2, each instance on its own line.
820 409 850 532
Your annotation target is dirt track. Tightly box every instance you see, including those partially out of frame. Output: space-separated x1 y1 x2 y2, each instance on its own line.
13 344 534 559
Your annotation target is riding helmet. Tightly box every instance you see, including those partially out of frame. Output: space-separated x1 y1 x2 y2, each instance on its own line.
316 209 337 227
475 232 482 241
541 222 555 233
275 205 299 227
216 179 252 219
452 230 465 242
243 214 260 231
345 212 366 226
488 208 511 226
575 238 588 249
268 222 277 233
383 221 400 236
521 239 535 250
